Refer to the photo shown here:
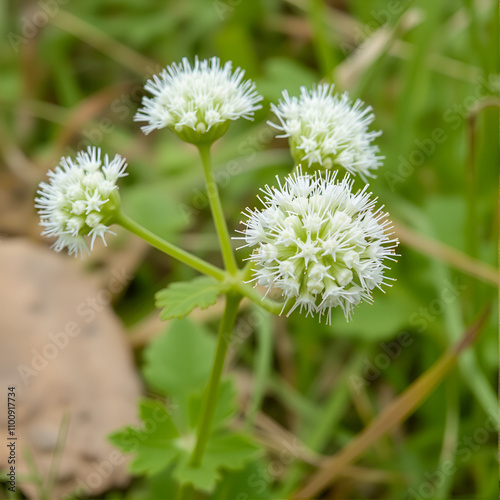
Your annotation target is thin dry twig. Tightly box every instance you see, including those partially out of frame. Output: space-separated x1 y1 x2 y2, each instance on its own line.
252 411 323 466
335 9 423 89
393 220 499 286
281 1 481 83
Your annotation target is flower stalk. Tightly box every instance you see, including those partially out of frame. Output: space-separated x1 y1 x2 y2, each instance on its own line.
115 211 226 281
198 143 239 275
189 292 242 467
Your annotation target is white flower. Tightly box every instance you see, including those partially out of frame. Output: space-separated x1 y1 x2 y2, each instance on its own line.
237 168 398 323
135 57 263 144
270 85 383 181
35 147 127 257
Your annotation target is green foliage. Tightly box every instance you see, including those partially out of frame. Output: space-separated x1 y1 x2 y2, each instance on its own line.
173 433 259 491
109 399 180 476
110 319 259 492
1 0 498 498
155 277 228 321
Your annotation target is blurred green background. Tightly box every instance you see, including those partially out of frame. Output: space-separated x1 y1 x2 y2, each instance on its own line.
0 0 498 499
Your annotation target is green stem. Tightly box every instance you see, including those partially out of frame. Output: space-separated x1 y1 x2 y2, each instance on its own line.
190 292 242 467
116 211 226 281
115 213 290 314
198 143 238 275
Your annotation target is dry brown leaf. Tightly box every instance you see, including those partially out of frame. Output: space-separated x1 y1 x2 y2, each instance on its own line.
0 239 142 499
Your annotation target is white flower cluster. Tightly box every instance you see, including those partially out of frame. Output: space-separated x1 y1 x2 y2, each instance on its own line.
238 168 398 323
270 85 383 181
135 57 263 144
36 147 127 257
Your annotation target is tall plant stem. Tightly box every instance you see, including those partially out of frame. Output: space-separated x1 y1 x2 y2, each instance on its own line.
116 211 226 281
198 143 238 275
190 292 242 467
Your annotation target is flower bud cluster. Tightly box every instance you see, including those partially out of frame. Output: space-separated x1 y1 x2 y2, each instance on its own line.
135 57 262 144
238 168 398 322
36 147 126 257
270 84 383 181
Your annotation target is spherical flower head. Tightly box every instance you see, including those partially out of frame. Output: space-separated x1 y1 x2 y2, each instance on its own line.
35 147 127 257
270 85 383 181
135 57 263 145
237 168 398 323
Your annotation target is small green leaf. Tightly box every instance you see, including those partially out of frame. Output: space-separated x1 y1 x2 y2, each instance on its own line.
128 445 179 476
173 433 260 493
155 276 227 320
109 392 260 491
138 399 179 440
205 433 261 470
111 322 259 491
173 453 221 492
109 399 180 476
